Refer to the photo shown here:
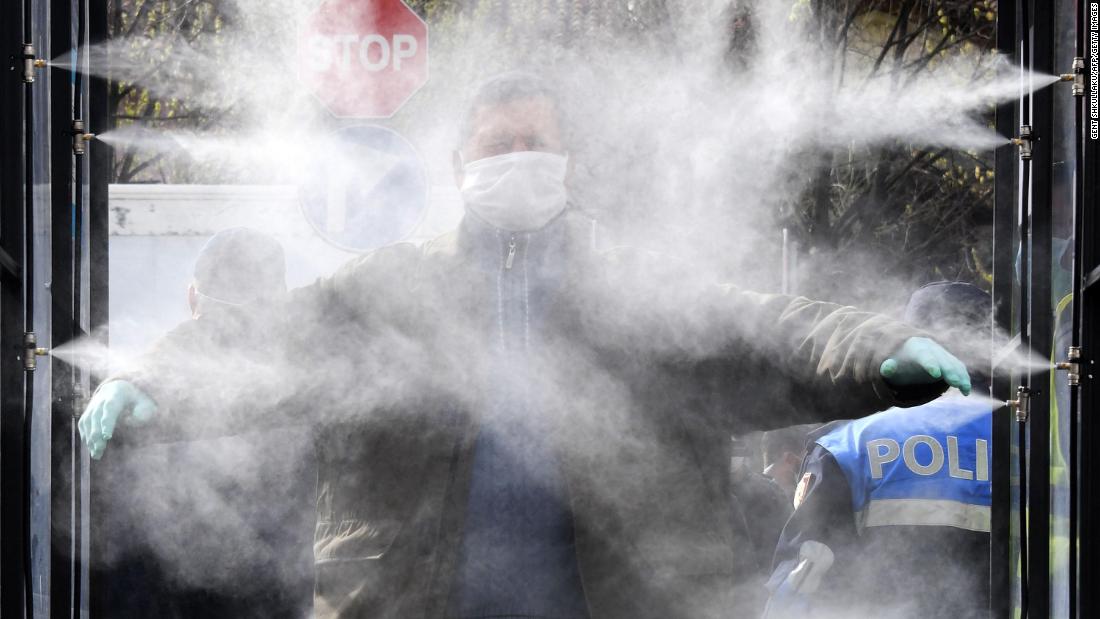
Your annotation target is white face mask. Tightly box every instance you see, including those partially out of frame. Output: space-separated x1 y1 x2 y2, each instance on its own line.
460 151 568 232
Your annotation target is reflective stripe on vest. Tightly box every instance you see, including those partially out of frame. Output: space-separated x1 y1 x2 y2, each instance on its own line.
816 396 993 533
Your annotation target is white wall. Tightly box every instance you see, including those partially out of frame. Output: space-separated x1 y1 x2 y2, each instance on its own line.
108 183 463 360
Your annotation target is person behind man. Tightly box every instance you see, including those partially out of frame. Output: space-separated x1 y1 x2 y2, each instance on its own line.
730 436 791 582
103 228 315 618
79 72 972 619
764 281 993 619
761 426 811 499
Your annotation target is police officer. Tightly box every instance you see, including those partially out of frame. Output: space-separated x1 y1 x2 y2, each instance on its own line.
761 425 815 499
764 282 993 619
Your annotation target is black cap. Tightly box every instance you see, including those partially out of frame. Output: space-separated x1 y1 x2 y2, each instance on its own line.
904 281 992 390
903 281 990 334
193 228 286 305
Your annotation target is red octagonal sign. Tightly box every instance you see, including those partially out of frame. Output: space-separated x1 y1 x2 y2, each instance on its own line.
298 0 428 118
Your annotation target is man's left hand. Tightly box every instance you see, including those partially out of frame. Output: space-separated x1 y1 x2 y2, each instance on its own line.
880 336 971 396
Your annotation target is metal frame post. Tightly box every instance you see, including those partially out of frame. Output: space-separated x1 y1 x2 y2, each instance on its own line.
1076 1 1100 614
48 0 83 611
1024 0 1055 614
1 0 31 615
86 0 109 612
992 0 1019 613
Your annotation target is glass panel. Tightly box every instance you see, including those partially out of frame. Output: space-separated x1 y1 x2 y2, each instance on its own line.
28 0 54 612
1049 0 1077 614
92 1 1006 616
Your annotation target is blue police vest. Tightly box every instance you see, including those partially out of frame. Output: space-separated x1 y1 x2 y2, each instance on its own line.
816 396 992 532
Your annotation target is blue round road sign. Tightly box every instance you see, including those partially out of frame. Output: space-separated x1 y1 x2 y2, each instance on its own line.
299 124 428 252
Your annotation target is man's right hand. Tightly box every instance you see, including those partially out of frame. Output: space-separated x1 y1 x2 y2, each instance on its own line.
77 380 158 460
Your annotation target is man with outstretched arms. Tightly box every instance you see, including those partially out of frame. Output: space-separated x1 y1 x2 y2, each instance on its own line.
80 72 972 619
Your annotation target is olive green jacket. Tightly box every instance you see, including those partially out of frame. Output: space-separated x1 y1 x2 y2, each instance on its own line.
120 211 943 619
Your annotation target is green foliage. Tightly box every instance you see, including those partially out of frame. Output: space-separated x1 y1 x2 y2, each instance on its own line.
777 0 998 302
109 0 236 182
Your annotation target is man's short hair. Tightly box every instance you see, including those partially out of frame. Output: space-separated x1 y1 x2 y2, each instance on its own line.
761 427 807 466
193 227 286 306
457 70 566 148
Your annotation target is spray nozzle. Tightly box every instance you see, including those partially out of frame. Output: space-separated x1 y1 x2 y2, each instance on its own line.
1059 58 1086 96
1011 125 1033 160
1006 386 1030 423
70 120 96 156
1055 346 1081 387
23 333 49 372
21 44 46 83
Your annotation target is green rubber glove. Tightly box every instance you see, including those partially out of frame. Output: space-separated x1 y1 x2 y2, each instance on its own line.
880 336 971 396
77 380 158 460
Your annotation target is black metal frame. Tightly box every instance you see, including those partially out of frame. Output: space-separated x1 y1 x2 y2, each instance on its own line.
1025 0 1056 615
0 0 105 615
86 0 110 615
1 1 31 615
1076 1 1100 614
47 0 102 612
1064 0 1085 614
993 0 1100 616
48 0 78 609
991 0 1018 611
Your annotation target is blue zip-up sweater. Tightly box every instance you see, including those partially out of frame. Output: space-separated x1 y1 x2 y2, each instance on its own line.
447 213 590 618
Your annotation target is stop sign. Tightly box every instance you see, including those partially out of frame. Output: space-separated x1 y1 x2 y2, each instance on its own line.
298 0 429 118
